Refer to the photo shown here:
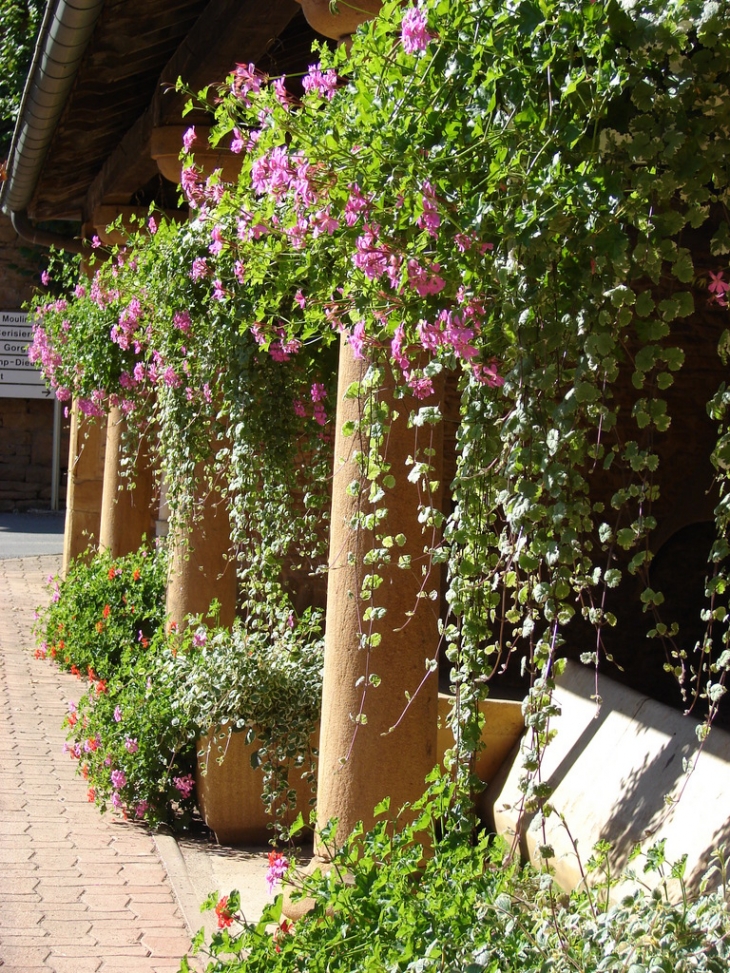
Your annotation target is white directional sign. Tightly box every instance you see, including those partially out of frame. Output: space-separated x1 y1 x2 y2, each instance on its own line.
0 311 53 400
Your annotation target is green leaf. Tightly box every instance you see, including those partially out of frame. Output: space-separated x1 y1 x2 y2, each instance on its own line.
711 223 730 256
635 290 655 317
672 248 694 283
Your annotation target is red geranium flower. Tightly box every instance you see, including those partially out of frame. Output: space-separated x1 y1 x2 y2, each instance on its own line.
214 896 235 928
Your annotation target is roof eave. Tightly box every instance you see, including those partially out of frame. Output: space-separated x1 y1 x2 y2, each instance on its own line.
1 0 106 218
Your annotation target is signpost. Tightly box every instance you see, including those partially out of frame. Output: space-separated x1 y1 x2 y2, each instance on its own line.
0 310 53 399
0 310 62 510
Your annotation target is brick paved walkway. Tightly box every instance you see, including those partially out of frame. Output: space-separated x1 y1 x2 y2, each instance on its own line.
0 555 194 973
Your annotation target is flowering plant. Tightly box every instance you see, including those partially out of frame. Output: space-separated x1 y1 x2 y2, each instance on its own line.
62 623 198 826
34 542 166 675
186 776 730 973
33 543 197 825
41 544 322 829
28 0 730 844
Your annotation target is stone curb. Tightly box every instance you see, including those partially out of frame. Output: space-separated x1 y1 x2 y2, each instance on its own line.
152 834 205 938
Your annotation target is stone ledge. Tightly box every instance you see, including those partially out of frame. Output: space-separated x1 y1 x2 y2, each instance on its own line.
484 660 730 898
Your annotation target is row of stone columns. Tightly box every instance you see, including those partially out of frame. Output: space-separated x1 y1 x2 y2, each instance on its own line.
61 0 443 849
61 334 442 846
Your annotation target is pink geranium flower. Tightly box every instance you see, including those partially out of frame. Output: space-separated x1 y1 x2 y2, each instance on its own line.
401 8 433 54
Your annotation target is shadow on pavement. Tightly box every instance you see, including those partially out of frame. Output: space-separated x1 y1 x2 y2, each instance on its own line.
0 511 65 559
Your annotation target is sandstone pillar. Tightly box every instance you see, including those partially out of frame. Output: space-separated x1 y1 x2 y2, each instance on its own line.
62 403 106 573
165 471 238 630
98 407 157 558
315 338 443 851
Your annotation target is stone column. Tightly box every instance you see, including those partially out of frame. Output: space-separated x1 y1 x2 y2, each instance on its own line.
165 471 238 630
98 407 157 558
315 337 443 851
62 403 107 573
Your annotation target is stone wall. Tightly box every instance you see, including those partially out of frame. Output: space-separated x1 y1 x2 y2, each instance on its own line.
0 214 68 511
0 398 69 511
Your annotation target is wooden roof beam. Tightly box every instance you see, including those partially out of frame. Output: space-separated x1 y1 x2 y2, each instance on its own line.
84 0 301 219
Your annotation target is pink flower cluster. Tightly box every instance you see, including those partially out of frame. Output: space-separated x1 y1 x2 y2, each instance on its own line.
265 850 289 894
77 390 106 417
251 147 317 204
251 322 301 362
232 62 265 106
293 382 328 425
302 63 338 101
352 224 394 281
344 183 371 227
709 270 730 307
417 181 440 238
173 774 195 799
28 323 63 388
111 298 143 351
401 8 433 54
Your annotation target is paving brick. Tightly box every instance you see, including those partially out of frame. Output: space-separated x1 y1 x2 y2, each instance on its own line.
49 957 103 973
35 885 84 904
26 820 74 845
0 795 29 810
124 891 179 903
0 907 45 928
0 846 35 863
0 966 48 973
77 865 127 880
142 933 195 956
129 902 185 922
2 877 41 894
22 785 63 798
87 918 146 932
0 946 52 965
81 892 133 911
99 959 173 971
42 919 93 938
0 756 20 773
118 864 169 884
33 902 91 919
31 851 80 867
3 865 42 881
0 930 52 944
53 943 150 957
3 832 33 846
3 964 50 973
30 840 77 850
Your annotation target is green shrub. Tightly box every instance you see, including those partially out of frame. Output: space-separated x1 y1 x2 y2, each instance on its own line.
185 776 730 973
35 542 167 676
63 625 198 826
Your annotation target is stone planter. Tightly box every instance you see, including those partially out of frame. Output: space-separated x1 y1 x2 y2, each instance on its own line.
437 693 525 783
198 699 523 846
196 726 317 845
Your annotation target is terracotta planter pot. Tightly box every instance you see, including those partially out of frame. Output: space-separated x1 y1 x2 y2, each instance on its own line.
196 726 317 845
198 700 523 846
